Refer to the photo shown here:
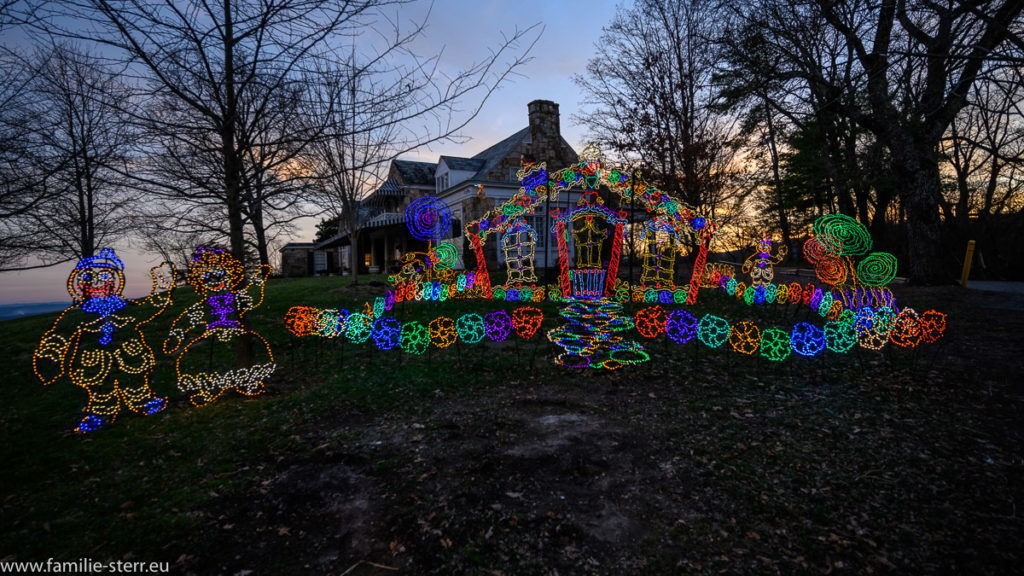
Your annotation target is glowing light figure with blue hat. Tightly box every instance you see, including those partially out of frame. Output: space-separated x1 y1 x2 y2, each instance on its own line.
33 249 176 432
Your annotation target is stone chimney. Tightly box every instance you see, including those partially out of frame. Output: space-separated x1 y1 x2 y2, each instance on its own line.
526 100 566 165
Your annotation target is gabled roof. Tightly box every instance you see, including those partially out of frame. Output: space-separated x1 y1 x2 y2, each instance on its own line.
393 159 437 186
468 126 530 181
439 156 485 172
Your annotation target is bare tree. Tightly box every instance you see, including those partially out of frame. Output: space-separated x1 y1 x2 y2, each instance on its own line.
1 44 135 270
35 0 414 267
573 0 747 250
304 13 540 284
812 0 1024 283
0 47 51 269
943 65 1024 225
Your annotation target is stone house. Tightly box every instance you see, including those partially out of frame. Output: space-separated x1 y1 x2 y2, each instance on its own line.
314 99 579 277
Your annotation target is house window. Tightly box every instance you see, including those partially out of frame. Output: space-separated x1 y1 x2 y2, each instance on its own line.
528 215 546 249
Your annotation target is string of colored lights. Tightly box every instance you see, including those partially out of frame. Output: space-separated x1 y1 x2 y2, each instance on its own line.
33 249 175 432
280 159 947 369
803 214 900 291
546 298 648 370
462 146 717 308
284 295 945 362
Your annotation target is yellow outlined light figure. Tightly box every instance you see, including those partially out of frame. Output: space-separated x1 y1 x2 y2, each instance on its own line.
33 249 175 432
164 248 274 406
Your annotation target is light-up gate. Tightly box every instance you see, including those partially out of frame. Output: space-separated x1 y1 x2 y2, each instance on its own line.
550 191 627 300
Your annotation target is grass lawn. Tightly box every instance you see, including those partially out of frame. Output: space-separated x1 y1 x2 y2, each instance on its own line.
1 275 1022 575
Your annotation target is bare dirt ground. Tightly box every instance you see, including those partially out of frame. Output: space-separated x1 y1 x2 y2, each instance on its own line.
184 284 1024 575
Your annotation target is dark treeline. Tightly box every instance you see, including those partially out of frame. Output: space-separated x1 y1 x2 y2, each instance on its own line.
575 0 1024 282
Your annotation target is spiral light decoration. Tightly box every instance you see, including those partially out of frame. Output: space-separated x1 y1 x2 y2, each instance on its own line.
856 252 897 286
430 242 459 270
813 214 872 256
405 196 453 241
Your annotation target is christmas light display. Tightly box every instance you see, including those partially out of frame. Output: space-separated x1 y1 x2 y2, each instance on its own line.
502 219 539 284
33 249 175 432
815 214 872 255
458 146 718 309
742 238 787 286
406 196 453 241
634 306 668 338
401 320 430 354
759 327 792 362
429 243 458 270
824 316 858 353
856 252 899 286
919 310 947 343
284 306 316 337
512 307 544 339
484 310 514 342
776 283 789 305
697 314 730 349
666 309 699 344
889 308 923 348
345 313 373 344
837 287 895 311
804 214 899 291
372 316 402 350
729 321 761 355
854 306 895 350
456 313 487 343
546 298 647 369
164 248 274 406
428 317 457 348
791 322 826 357
703 262 736 287
281 155 949 369
641 218 682 286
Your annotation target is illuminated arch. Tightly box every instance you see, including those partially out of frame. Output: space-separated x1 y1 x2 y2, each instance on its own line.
464 145 717 304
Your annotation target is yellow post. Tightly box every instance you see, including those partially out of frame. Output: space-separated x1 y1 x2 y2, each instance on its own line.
960 240 976 287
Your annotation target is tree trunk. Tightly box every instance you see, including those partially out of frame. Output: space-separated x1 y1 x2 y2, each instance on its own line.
891 142 949 284
253 209 270 266
764 102 791 255
221 0 252 366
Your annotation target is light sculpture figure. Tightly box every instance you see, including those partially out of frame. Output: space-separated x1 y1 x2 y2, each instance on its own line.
164 248 274 406
34 249 175 432
741 238 787 286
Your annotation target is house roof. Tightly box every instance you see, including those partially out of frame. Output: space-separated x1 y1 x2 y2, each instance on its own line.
439 155 485 172
467 126 531 181
393 159 437 186
314 212 409 249
363 179 403 206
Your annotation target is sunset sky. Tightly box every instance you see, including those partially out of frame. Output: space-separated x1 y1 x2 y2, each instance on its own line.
0 0 620 304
